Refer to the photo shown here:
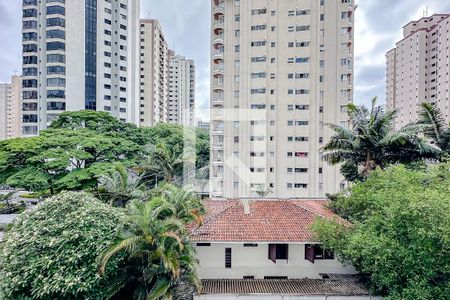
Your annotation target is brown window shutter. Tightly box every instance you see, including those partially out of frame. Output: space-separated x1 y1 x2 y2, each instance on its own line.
268 244 276 263
305 244 315 263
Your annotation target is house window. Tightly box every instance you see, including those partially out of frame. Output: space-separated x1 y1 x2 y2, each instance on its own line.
305 244 334 263
268 244 288 262
225 248 232 268
197 243 211 247
244 243 258 247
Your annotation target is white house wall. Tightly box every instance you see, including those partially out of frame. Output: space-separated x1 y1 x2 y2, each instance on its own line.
195 243 355 279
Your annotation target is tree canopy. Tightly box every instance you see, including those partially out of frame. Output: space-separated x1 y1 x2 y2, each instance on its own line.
313 163 450 299
0 111 210 193
0 192 126 300
321 98 438 181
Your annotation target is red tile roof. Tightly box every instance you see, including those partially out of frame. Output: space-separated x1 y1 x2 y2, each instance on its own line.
190 199 345 242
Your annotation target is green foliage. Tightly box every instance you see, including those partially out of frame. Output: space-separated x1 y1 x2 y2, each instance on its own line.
414 102 450 155
313 163 450 299
321 98 439 181
0 192 126 300
98 186 202 300
0 112 210 193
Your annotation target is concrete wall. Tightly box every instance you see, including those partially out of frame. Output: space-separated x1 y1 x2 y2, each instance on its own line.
195 295 382 300
195 243 355 279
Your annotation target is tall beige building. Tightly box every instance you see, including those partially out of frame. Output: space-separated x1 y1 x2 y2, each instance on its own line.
386 14 450 129
168 50 196 126
140 19 169 126
0 75 22 140
210 0 355 198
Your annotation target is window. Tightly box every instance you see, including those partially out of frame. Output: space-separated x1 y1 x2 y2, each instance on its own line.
23 67 37 76
23 8 37 18
244 244 258 247
251 24 266 31
251 56 266 63
305 244 334 263
23 44 37 53
251 41 266 47
251 8 266 15
47 29 65 39
23 32 37 41
47 101 66 110
225 248 232 268
268 244 288 262
47 65 65 75
23 20 37 30
46 5 65 15
47 90 65 99
46 17 65 27
47 41 65 51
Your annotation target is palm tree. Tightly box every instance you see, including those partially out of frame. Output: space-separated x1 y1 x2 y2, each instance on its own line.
254 185 272 198
142 143 184 185
98 196 201 300
415 102 450 156
97 163 147 207
322 98 438 180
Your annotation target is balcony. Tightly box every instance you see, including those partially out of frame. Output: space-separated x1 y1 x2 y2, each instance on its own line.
212 128 224 135
212 142 224 150
212 78 224 90
212 33 224 45
212 49 224 61
212 19 224 31
212 63 224 76
212 91 224 106
213 3 225 16
212 158 224 166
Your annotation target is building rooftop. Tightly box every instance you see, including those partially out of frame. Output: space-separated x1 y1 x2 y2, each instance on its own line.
190 199 345 243
200 276 371 296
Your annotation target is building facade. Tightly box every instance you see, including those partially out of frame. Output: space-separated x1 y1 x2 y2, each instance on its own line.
191 200 379 299
21 0 140 136
386 14 450 129
139 19 169 127
168 50 196 126
210 0 355 198
0 75 22 140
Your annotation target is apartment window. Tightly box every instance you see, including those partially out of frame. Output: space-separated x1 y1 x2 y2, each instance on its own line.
46 17 65 27
251 56 266 63
251 41 266 47
47 5 65 15
296 25 310 31
47 41 65 51
251 88 266 94
305 244 334 263
235 45 240 52
251 104 266 109
251 72 266 78
268 244 288 263
23 32 38 41
251 24 266 31
251 8 266 15
235 14 240 21
47 29 65 39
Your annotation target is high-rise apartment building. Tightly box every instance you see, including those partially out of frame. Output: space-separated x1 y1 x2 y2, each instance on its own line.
168 50 196 126
0 75 22 140
139 19 169 126
210 0 354 198
386 14 450 129
21 0 140 136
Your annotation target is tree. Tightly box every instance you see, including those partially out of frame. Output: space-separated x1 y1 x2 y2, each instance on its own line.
312 164 450 299
50 110 147 145
0 192 126 300
322 98 438 181
97 163 148 207
142 143 185 185
415 102 450 156
0 127 143 194
98 192 202 300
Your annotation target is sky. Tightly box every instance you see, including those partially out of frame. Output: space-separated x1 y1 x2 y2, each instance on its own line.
1 0 450 121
